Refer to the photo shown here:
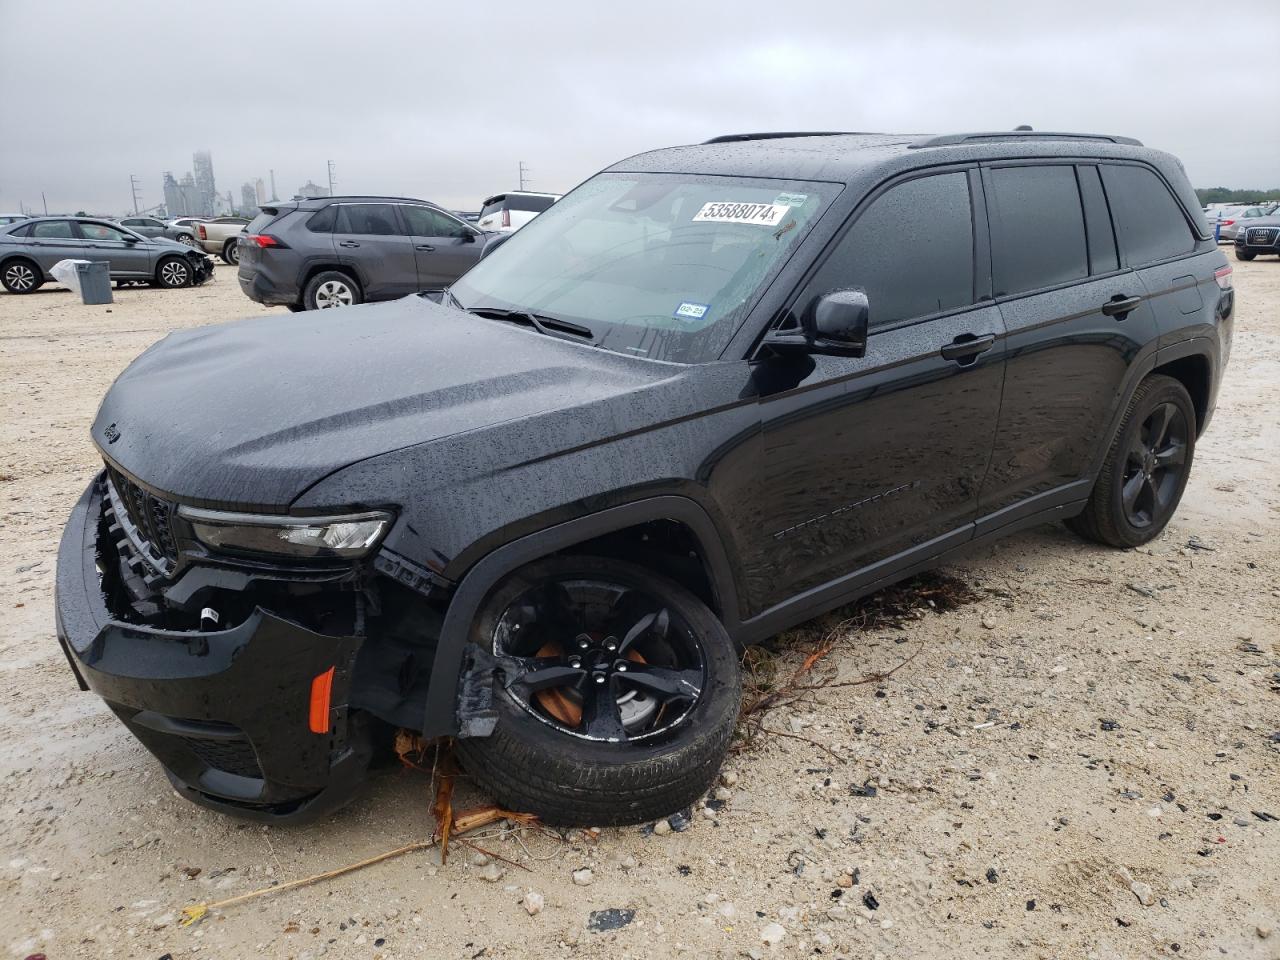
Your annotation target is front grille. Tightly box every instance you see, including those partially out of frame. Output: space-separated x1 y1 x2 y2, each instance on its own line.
181 734 264 780
106 467 179 575
1246 228 1277 246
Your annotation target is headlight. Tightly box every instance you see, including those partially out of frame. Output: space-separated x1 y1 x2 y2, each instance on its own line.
178 506 392 560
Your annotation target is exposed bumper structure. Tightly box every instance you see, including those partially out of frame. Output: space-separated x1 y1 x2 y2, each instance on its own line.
55 477 372 821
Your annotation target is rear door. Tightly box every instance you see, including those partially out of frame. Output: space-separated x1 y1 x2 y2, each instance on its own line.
332 203 418 299
1098 163 1213 351
26 220 88 272
977 162 1160 525
77 221 152 277
757 168 1005 609
399 204 486 287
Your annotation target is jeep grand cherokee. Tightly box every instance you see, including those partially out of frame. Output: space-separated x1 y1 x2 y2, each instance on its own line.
56 130 1233 825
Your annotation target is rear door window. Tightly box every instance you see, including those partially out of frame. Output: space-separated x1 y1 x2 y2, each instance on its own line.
986 165 1088 296
334 204 403 236
1100 165 1196 265
31 220 75 239
804 171 974 328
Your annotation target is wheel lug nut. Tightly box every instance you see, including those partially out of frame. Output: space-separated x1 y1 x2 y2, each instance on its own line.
616 662 628 672
568 656 581 668
578 639 589 649
605 640 618 652
594 674 606 684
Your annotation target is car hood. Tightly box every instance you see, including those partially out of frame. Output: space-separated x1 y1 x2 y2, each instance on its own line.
93 296 674 510
149 236 200 253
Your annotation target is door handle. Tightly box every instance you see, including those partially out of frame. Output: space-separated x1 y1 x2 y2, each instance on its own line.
940 333 996 363
338 240 361 248
1102 294 1143 318
415 244 435 252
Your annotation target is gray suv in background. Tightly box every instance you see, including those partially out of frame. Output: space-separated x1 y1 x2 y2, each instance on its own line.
238 196 500 310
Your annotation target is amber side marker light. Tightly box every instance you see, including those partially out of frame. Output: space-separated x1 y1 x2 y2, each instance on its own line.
309 667 336 734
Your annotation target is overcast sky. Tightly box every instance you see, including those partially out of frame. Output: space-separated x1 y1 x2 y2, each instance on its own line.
2 0 1277 215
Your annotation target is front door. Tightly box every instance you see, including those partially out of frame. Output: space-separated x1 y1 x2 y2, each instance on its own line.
755 168 1005 611
331 202 418 300
76 221 153 277
399 204 486 287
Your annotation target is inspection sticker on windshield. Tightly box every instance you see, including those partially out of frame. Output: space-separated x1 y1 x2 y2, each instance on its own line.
674 301 709 321
693 201 790 226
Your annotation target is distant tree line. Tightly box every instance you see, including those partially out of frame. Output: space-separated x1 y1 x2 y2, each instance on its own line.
1196 187 1280 204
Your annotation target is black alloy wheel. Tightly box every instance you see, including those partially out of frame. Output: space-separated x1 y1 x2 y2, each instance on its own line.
456 555 740 825
1067 374 1196 548
1120 400 1189 530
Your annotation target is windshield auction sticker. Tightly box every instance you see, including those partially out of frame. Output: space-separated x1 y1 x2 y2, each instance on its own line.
692 201 791 226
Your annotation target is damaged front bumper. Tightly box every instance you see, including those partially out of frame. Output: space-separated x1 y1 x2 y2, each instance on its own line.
55 476 374 822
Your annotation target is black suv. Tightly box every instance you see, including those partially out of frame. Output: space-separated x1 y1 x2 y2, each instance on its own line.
1234 212 1280 260
56 130 1233 825
237 196 501 311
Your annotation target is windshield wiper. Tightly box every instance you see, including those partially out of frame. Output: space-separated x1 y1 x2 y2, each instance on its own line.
465 306 595 343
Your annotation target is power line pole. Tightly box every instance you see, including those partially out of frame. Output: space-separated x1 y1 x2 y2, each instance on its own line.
518 161 529 191
130 174 142 215
42 192 48 216
327 159 336 197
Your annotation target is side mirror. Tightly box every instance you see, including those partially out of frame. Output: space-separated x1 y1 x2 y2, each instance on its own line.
123 236 139 244
459 230 477 243
763 288 870 358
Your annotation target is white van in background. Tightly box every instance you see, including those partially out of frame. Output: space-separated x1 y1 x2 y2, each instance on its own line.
477 191 561 233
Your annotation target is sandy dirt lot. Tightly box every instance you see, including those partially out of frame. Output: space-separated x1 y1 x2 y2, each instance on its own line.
1 260 1277 960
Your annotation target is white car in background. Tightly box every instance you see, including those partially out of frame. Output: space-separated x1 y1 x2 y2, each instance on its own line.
477 191 560 233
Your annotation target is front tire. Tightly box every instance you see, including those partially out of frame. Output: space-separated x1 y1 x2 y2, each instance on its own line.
2 258 43 294
1235 248 1255 261
153 255 192 288
1067 374 1196 548
456 555 741 826
304 270 361 310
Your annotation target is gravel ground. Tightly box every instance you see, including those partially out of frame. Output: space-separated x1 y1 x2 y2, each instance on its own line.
1 260 1277 960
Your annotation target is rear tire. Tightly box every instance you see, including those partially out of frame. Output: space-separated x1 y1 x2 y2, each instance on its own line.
1 258 43 294
176 234 198 247
154 255 192 288
304 270 361 310
456 555 741 826
221 239 240 265
1066 374 1196 548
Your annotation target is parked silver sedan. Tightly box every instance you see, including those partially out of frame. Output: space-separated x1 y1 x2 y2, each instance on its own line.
1217 204 1272 242
0 217 213 294
117 215 200 247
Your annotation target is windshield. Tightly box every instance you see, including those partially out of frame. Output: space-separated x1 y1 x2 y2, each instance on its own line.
451 173 835 362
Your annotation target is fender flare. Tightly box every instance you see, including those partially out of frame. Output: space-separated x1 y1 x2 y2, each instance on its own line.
420 495 740 736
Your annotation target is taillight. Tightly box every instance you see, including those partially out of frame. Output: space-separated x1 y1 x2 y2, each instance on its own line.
1215 265 1233 290
248 234 285 248
1220 219 1235 227
501 209 511 228
197 224 207 239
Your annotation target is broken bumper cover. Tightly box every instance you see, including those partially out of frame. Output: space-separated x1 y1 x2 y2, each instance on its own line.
55 478 370 822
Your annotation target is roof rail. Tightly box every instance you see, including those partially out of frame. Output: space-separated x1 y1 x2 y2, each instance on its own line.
911 131 1143 149
703 131 867 144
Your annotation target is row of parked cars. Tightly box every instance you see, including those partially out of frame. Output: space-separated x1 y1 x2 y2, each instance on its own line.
1203 201 1280 242
0 190 562 303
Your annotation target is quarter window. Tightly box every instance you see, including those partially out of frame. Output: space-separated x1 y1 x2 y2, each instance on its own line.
987 165 1088 297
1100 165 1195 265
334 204 402 236
805 172 974 328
